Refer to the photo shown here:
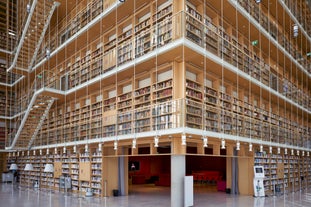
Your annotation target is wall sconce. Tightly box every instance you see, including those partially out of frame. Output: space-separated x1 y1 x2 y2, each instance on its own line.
27 151 30 156
73 145 77 153
291 149 294 155
284 148 287 155
181 133 186 146
132 139 136 149
54 148 57 155
302 151 305 156
33 150 36 156
277 147 280 154
154 136 159 148
39 149 42 156
22 151 25 156
221 139 225 149
26 3 31 13
236 141 240 151
63 146 66 154
269 146 272 154
46 148 49 155
46 48 51 59
17 151 20 156
259 145 263 153
293 24 299 37
203 137 208 148
297 150 300 156
114 140 118 150
98 143 102 152
307 151 310 157
85 144 89 153
249 143 253 152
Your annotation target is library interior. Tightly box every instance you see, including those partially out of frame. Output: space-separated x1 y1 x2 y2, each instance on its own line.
0 0 310 206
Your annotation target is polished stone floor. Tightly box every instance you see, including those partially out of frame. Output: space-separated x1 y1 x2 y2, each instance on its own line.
1 183 311 207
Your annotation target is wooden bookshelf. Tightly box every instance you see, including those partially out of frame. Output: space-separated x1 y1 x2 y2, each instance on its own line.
79 151 91 194
185 65 203 129
91 149 103 196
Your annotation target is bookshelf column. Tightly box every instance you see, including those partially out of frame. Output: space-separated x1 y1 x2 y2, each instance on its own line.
150 143 157 155
172 136 186 155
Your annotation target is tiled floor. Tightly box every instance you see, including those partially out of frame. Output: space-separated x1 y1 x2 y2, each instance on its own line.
1 183 311 207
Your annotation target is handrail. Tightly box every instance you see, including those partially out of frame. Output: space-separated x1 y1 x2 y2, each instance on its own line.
27 98 55 149
5 92 40 150
29 2 60 70
7 0 38 72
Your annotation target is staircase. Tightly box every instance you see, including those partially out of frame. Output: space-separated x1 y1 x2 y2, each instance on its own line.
9 94 55 150
8 0 59 73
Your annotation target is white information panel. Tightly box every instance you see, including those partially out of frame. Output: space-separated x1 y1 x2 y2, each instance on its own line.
253 166 265 197
254 166 265 178
184 176 193 207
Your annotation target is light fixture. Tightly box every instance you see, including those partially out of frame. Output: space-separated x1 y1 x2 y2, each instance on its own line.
73 145 77 153
132 139 136 149
9 163 18 171
291 149 294 155
251 40 258 46
44 164 54 173
54 148 57 155
46 48 51 59
255 0 261 3
22 151 25 156
17 151 20 156
44 164 54 192
8 31 16 36
85 144 89 153
307 151 310 157
269 146 272 154
114 140 118 150
26 3 31 13
259 145 263 153
24 163 33 189
33 150 36 156
46 148 49 155
39 149 42 156
249 143 253 152
13 152 15 157
221 139 225 149
236 141 240 151
154 136 159 148
63 146 66 154
293 24 299 37
302 151 305 156
297 150 300 156
24 163 34 171
203 137 208 148
98 143 102 152
27 151 30 156
284 148 288 155
181 133 186 146
277 147 280 154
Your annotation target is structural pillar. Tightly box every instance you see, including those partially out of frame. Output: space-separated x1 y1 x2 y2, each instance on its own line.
171 155 186 207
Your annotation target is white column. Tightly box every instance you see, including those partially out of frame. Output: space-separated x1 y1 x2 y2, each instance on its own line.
171 155 186 207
